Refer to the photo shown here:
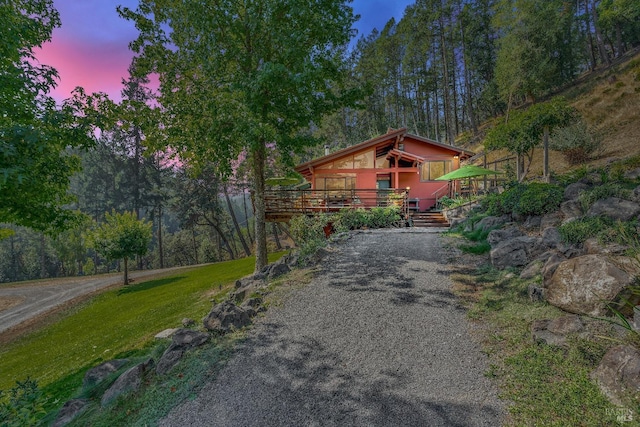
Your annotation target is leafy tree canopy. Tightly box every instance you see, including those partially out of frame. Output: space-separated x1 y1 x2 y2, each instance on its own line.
0 0 97 234
119 0 362 271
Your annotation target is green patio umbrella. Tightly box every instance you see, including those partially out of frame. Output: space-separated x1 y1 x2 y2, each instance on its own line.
435 164 503 181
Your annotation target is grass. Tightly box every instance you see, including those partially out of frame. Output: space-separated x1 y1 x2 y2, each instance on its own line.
0 253 284 405
450 263 635 425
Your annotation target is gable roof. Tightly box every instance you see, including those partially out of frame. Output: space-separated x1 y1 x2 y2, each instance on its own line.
295 128 474 178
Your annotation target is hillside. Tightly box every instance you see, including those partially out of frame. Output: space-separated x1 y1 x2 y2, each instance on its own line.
469 50 640 178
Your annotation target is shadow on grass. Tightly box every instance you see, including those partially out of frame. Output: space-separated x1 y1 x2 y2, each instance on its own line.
117 276 185 295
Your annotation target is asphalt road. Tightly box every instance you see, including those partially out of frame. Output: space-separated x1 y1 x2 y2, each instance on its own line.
161 229 505 426
0 266 200 336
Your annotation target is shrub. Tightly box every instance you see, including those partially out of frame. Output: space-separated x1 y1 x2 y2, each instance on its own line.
515 183 563 216
289 214 330 259
367 206 402 228
558 216 612 246
0 378 48 427
484 183 563 217
578 183 632 211
333 208 369 231
550 120 603 165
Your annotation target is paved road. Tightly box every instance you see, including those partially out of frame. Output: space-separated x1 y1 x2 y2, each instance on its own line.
0 266 200 335
161 229 505 426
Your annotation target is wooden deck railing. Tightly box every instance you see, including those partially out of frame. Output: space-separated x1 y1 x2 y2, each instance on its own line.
265 188 408 221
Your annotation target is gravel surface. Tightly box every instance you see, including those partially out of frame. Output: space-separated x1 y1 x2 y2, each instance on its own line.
161 229 505 426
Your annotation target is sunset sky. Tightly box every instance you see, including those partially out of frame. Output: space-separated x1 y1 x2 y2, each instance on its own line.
35 0 413 104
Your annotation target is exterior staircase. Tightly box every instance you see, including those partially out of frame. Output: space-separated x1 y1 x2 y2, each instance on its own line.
410 211 449 228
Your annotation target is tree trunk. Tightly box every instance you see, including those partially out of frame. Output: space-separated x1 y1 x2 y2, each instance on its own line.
242 189 254 244
192 227 198 264
591 0 611 66
40 233 46 279
272 222 282 250
252 142 268 273
157 204 164 268
123 257 129 286
543 125 550 181
224 186 251 257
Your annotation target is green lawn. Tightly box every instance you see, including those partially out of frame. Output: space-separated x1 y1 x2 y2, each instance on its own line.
0 253 283 393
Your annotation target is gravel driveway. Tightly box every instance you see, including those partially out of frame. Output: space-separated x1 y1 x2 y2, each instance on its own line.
161 229 505 426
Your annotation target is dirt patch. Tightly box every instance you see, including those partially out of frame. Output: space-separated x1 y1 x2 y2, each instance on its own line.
0 296 24 312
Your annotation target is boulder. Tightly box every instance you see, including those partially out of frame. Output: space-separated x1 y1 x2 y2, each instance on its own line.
584 238 628 256
541 227 562 249
520 261 542 280
52 399 89 427
540 212 563 231
560 200 583 220
522 216 542 231
528 284 546 302
545 255 634 316
633 185 640 203
203 300 251 335
474 215 509 232
490 236 541 269
624 168 640 180
587 197 640 222
156 329 209 375
240 297 265 318
541 252 566 283
182 318 195 327
591 345 640 406
268 262 290 280
487 227 524 247
101 358 154 406
155 328 180 339
564 182 590 201
531 315 586 347
83 359 129 389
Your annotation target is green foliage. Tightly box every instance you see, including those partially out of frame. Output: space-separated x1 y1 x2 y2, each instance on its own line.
289 214 330 260
550 120 603 165
0 378 48 427
578 183 632 211
610 154 640 181
0 1 98 234
485 98 578 180
90 211 152 264
483 183 563 217
333 208 369 231
558 216 612 246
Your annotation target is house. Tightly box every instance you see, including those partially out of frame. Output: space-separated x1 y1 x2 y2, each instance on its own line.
295 128 473 211
264 128 473 222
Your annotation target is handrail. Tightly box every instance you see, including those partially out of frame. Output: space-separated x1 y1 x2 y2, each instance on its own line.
431 183 451 211
264 188 409 218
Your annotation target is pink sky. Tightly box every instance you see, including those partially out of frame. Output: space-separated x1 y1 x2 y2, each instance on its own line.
36 0 413 104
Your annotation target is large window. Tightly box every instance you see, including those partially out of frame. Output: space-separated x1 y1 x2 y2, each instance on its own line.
421 160 452 181
315 174 356 190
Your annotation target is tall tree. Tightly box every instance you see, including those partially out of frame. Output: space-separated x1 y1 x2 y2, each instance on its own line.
1 0 95 234
120 0 361 272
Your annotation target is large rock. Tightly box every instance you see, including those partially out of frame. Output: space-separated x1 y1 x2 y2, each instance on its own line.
83 359 129 389
540 227 562 249
268 262 290 280
101 358 154 406
540 212 563 231
545 255 634 316
624 168 640 180
487 226 524 247
591 345 640 406
475 215 509 232
587 197 640 222
52 399 89 427
531 315 586 347
584 238 628 256
490 236 541 269
520 260 542 280
541 252 566 283
156 329 209 375
560 200 583 220
564 182 590 201
203 300 251 335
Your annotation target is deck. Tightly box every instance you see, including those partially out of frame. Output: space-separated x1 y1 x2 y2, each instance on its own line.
264 188 409 222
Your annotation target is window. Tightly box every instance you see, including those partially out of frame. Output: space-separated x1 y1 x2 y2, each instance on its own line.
421 160 452 181
315 174 356 190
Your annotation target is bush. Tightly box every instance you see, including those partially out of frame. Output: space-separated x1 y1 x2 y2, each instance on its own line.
333 208 369 231
0 378 48 427
558 216 612 246
289 214 330 259
482 183 563 217
366 206 401 228
578 183 632 211
550 120 603 165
